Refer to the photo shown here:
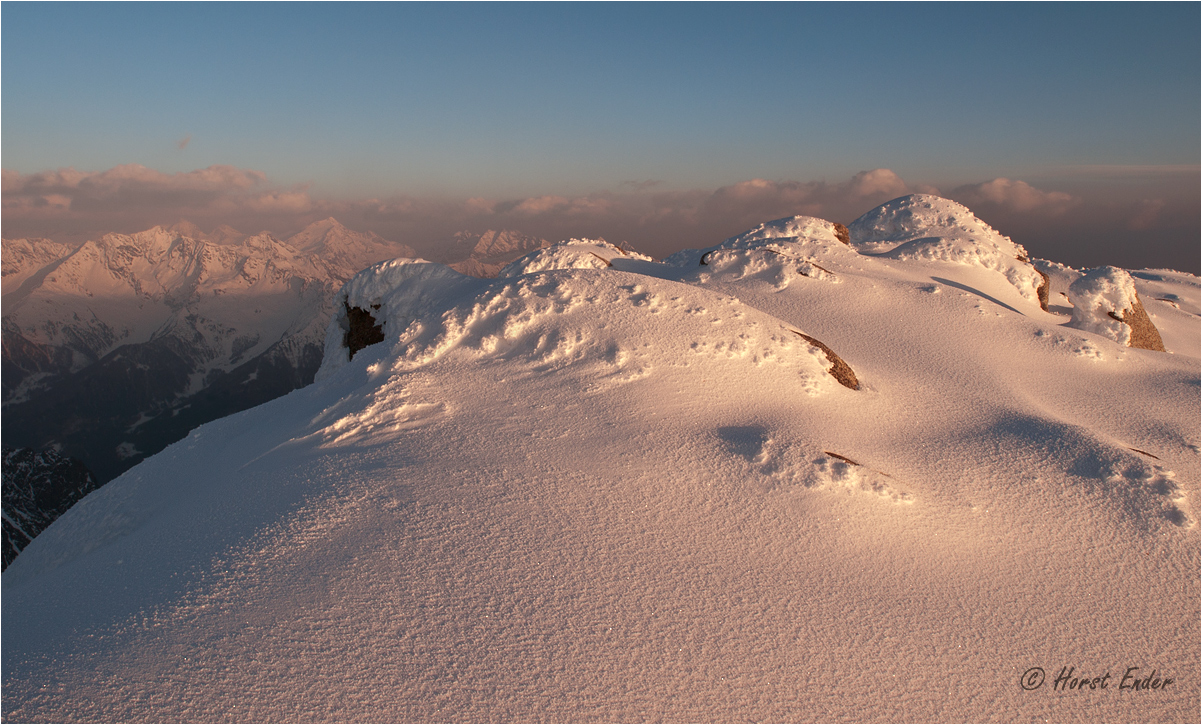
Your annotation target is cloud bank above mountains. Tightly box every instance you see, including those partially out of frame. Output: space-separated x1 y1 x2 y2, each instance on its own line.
3 164 1197 273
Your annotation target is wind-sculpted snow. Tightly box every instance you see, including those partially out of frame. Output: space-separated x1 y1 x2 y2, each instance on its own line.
1037 260 1199 355
2 197 1198 722
719 214 850 247
317 257 482 381
497 238 655 277
321 254 841 397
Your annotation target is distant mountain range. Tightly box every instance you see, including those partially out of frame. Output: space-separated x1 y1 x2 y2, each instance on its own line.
1 219 547 486
445 229 551 277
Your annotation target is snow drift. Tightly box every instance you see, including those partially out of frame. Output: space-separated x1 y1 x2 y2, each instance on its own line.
3 195 1198 722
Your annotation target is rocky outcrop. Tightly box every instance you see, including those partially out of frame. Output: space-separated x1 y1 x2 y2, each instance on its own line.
1067 266 1166 351
1015 253 1051 311
791 330 859 390
345 302 385 359
833 223 851 245
1033 265 1051 311
1114 296 1166 351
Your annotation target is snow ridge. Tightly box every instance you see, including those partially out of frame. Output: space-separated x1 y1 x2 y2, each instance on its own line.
2 196 1198 723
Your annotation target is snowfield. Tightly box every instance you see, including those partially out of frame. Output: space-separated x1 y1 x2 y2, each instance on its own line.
3 195 1198 722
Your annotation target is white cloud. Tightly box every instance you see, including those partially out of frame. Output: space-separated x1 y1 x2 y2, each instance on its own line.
950 178 1074 213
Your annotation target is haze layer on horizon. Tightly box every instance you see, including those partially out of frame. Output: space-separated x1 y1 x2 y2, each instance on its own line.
2 3 1198 273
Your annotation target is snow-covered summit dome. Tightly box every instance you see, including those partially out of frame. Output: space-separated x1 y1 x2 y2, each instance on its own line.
662 215 853 273
721 215 849 247
497 238 652 277
849 194 1048 308
848 194 1009 251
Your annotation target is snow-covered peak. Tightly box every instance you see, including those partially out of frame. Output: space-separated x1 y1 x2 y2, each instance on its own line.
848 194 1047 308
167 220 207 240
1 238 78 296
848 194 1011 251
496 239 653 278
2 225 362 375
284 218 415 274
470 229 550 260
722 215 849 247
241 231 284 251
97 225 181 254
284 217 348 253
443 229 553 277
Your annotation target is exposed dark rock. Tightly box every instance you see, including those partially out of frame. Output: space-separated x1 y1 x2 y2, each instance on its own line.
3 446 100 570
1121 295 1166 351
1016 255 1050 311
1068 267 1167 352
800 261 836 278
791 330 859 390
345 302 385 360
832 223 851 246
1033 266 1050 311
824 451 861 465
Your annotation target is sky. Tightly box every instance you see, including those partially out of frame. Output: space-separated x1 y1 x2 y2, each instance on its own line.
2 2 1199 271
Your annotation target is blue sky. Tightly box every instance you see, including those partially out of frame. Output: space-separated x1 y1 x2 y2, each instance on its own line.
5 2 1198 194
2 3 1199 270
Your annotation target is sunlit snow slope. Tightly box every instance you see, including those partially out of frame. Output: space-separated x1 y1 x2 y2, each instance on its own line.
3 196 1198 722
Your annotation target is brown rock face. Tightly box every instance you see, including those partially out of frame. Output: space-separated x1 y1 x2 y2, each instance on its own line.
344 302 385 359
792 330 859 390
1016 255 1049 311
1033 267 1050 311
833 223 851 245
1120 295 1166 351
